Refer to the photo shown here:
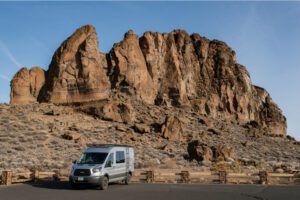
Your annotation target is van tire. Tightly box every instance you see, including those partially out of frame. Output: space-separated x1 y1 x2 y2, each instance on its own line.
124 173 131 185
99 176 109 190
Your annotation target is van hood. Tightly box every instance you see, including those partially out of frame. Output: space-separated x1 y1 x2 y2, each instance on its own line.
74 163 103 169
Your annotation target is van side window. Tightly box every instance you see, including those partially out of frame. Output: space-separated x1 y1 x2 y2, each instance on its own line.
116 151 125 163
105 153 114 168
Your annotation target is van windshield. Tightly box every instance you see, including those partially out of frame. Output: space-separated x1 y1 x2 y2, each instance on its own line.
77 152 108 164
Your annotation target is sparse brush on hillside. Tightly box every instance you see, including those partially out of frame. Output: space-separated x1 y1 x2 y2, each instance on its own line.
0 102 299 174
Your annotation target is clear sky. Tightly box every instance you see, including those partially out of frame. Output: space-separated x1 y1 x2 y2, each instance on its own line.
0 1 299 139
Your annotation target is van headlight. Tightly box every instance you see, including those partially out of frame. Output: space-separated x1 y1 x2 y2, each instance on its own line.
92 167 102 173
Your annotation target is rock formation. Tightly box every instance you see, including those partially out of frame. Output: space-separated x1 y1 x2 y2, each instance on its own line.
212 144 235 161
38 25 110 103
10 67 45 105
161 115 183 141
187 140 213 161
133 123 150 134
10 24 287 136
82 100 135 124
187 140 235 162
108 30 156 104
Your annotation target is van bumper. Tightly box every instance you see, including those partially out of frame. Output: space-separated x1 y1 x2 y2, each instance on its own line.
69 175 103 185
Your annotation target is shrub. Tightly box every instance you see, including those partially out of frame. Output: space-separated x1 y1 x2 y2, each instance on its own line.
211 160 242 173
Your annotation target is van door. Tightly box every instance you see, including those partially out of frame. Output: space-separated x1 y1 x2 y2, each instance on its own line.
103 152 118 181
115 150 126 179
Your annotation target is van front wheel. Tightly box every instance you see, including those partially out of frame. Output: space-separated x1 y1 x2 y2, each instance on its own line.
99 176 109 190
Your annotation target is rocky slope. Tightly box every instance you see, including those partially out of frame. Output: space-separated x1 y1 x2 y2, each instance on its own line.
5 25 298 174
0 102 299 174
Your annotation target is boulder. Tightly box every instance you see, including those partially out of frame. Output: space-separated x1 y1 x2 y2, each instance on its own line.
187 140 213 161
161 115 183 141
197 145 213 161
115 125 127 132
44 109 61 116
133 123 150 133
85 100 135 124
61 132 88 144
198 117 211 126
187 140 235 162
61 132 81 140
207 128 222 136
212 144 235 161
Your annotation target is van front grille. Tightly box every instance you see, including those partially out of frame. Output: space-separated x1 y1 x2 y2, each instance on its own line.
74 169 91 176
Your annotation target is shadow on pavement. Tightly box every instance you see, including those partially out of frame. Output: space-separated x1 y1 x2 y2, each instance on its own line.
25 181 125 190
25 181 72 190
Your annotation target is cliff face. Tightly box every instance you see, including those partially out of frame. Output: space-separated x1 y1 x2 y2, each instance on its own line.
108 30 156 104
38 25 110 103
138 30 286 136
10 25 287 136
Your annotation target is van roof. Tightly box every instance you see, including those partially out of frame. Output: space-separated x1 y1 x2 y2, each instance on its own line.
87 144 133 148
84 144 133 153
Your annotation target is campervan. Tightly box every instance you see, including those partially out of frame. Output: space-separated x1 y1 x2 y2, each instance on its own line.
69 144 134 190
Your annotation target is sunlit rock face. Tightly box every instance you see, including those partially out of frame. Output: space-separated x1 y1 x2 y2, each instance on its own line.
39 25 110 103
10 25 287 136
138 30 286 136
107 30 156 104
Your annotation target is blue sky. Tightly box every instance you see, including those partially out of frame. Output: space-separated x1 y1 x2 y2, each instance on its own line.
0 1 299 139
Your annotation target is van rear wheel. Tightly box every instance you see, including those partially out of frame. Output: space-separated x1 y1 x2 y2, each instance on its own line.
124 173 131 185
99 176 108 190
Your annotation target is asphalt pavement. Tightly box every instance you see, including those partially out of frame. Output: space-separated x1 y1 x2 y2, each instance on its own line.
0 181 299 200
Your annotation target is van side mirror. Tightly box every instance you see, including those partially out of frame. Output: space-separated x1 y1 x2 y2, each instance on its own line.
73 160 77 164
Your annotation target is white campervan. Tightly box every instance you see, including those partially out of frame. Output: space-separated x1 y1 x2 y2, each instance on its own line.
69 144 134 190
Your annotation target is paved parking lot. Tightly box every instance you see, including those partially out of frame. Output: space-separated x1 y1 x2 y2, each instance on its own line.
0 182 299 200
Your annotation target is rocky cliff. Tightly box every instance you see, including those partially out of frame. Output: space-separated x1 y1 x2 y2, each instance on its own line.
10 25 287 136
38 25 110 103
